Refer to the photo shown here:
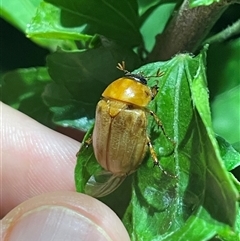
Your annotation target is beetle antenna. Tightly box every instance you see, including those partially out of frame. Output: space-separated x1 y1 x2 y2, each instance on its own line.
117 61 131 75
117 61 164 81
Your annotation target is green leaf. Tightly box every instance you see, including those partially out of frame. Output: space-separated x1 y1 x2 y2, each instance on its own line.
75 125 101 193
190 47 238 235
208 39 240 145
0 67 54 127
0 0 63 50
74 49 238 239
211 86 240 144
121 50 238 240
207 39 240 97
189 0 222 8
140 3 176 52
216 135 240 171
0 0 41 33
45 0 142 47
44 36 140 131
26 1 92 47
234 206 240 239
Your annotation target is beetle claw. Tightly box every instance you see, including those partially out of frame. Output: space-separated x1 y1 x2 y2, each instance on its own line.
84 137 92 148
153 161 177 178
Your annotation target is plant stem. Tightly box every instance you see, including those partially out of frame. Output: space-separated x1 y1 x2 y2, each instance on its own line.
204 19 240 44
147 0 233 61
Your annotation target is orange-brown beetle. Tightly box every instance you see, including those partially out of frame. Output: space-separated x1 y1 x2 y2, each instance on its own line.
86 62 172 197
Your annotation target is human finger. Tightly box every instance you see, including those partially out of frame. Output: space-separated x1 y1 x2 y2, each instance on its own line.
1 102 80 217
1 191 130 241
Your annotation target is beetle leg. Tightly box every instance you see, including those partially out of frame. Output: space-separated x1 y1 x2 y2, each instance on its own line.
147 136 168 176
76 136 92 157
85 137 92 147
147 136 176 178
148 110 175 145
150 86 159 99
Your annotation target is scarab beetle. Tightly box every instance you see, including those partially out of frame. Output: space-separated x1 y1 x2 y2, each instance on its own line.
85 62 173 197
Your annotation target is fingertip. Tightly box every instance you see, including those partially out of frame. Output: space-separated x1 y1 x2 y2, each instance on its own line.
2 191 130 241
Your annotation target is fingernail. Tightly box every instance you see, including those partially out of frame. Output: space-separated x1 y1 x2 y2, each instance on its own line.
7 206 112 241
